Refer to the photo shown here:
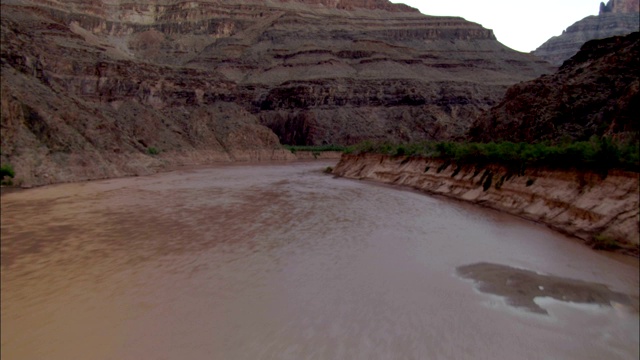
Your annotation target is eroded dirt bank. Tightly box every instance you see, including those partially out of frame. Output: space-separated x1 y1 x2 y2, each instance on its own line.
333 154 639 253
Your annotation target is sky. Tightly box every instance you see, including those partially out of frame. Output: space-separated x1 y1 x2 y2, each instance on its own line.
392 0 602 52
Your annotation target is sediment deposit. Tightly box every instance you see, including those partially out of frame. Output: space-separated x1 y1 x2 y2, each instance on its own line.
457 262 638 314
333 153 639 253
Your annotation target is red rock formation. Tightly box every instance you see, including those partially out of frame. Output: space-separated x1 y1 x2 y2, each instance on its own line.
471 32 639 143
1 0 552 185
600 0 640 14
534 0 639 66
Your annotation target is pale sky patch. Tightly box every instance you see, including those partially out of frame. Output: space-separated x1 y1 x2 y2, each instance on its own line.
393 0 601 52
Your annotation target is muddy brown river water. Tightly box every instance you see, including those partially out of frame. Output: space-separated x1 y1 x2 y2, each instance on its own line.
1 161 639 359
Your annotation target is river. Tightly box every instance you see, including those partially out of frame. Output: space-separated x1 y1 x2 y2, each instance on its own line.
1 161 638 359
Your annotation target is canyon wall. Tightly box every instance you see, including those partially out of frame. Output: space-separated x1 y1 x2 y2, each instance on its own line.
333 154 639 254
600 0 640 14
533 0 639 66
1 0 553 185
472 32 639 143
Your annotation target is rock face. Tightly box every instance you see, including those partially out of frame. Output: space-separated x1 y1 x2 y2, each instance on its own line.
533 0 639 66
601 0 640 13
1 0 552 185
333 154 640 252
470 32 640 143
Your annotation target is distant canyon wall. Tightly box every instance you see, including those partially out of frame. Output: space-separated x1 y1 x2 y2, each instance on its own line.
600 0 640 14
533 0 639 65
473 32 640 143
333 154 640 253
1 0 553 185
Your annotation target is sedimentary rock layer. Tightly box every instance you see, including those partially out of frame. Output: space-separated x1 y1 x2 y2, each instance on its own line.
601 0 640 13
471 32 640 143
1 0 553 185
533 0 639 66
333 153 639 253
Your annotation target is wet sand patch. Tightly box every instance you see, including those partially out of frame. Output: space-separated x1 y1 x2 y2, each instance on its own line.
457 262 639 314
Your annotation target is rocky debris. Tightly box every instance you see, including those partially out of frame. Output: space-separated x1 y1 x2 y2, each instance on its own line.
533 0 639 66
470 32 640 143
333 154 640 252
1 0 553 185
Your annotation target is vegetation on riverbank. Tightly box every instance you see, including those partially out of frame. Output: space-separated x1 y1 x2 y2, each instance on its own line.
1 164 15 185
146 147 160 155
284 144 348 154
345 137 639 174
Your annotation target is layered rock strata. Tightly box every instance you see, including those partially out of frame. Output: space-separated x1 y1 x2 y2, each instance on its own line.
471 32 640 143
533 0 639 66
601 0 640 13
333 153 640 253
1 0 553 185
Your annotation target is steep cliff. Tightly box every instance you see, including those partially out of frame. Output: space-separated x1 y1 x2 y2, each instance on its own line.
601 0 640 13
470 32 640 143
533 0 639 66
1 0 553 185
333 154 639 254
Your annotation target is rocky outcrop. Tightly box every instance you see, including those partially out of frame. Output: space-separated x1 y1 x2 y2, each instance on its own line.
1 0 553 185
0 63 295 186
333 153 640 254
470 32 640 143
601 0 640 14
533 0 639 66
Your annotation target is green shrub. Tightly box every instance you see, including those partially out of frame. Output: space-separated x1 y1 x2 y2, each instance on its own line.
591 234 619 250
348 137 639 173
284 144 348 153
1 164 15 186
147 147 160 155
1 164 15 179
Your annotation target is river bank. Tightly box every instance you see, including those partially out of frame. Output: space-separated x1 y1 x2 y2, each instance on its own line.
2 161 638 359
333 153 639 255
0 149 342 188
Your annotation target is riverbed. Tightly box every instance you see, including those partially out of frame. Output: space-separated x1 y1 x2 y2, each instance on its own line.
1 161 638 359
